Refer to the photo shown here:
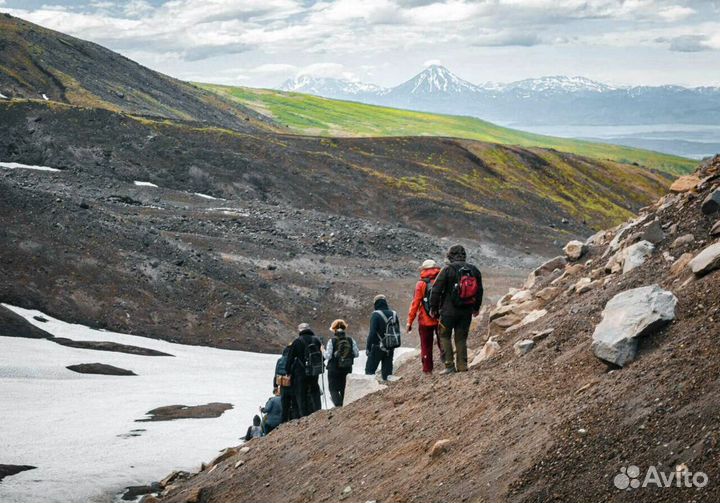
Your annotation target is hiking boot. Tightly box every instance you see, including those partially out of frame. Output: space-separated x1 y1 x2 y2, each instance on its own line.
439 367 456 375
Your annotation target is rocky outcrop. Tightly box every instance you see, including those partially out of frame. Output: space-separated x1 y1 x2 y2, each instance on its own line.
136 403 233 422
669 175 700 193
591 285 677 367
622 240 655 273
563 240 586 261
701 188 720 215
689 241 720 276
0 305 54 339
66 363 137 376
0 464 36 482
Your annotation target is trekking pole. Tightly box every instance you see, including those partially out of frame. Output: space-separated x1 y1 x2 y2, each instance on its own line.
321 366 328 409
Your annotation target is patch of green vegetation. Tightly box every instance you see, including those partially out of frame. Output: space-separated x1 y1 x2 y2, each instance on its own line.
199 83 696 176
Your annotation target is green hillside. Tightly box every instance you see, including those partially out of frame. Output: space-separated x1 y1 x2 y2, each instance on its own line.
198 83 695 176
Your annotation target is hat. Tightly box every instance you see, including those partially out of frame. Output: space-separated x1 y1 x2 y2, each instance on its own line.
330 319 347 332
297 322 311 333
419 259 437 271
373 294 386 303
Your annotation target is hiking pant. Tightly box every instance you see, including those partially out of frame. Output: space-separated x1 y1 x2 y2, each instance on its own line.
292 374 321 417
280 386 297 423
365 345 394 380
438 312 472 371
418 324 444 373
328 370 349 407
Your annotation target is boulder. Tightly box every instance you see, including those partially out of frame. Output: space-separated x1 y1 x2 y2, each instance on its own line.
670 252 694 277
525 256 566 288
711 221 720 237
510 290 532 303
640 220 664 244
669 175 701 193
513 339 535 356
591 285 677 367
344 374 387 405
429 439 452 458
701 189 720 215
688 241 720 276
604 215 649 257
622 240 654 273
671 234 694 249
573 277 591 293
535 286 560 303
489 304 515 321
491 312 523 329
577 278 600 294
563 240 587 261
469 337 500 368
509 309 547 330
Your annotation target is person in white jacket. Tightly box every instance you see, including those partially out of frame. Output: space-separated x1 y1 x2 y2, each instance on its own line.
324 319 359 407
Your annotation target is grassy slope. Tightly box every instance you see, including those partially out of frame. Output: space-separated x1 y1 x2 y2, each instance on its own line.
199 84 696 176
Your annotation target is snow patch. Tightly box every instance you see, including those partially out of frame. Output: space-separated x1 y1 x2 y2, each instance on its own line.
193 192 217 200
42 93 49 101
134 181 158 187
0 304 415 503
0 161 61 172
0 92 8 99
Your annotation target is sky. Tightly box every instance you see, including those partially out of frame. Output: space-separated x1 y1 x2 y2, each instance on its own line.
2 0 720 88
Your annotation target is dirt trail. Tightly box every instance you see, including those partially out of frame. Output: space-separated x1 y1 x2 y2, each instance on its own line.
154 157 720 503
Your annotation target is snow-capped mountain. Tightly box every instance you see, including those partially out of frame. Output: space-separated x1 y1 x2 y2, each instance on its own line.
396 65 480 95
500 76 615 93
275 65 720 126
280 75 387 100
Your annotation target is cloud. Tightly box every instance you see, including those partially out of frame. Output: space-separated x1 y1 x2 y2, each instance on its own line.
249 63 298 74
297 62 348 78
665 34 712 52
423 59 442 66
657 5 696 21
472 31 544 47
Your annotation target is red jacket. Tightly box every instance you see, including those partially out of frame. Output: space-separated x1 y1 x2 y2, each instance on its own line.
407 268 441 328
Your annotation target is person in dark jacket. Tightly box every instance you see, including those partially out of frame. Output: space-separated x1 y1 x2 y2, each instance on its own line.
284 323 323 417
261 395 283 434
324 319 359 407
276 343 297 422
429 244 483 374
364 295 398 381
245 415 263 441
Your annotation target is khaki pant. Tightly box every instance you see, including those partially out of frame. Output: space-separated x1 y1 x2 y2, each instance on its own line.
438 313 472 371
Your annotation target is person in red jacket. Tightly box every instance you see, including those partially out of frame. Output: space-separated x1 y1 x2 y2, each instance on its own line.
407 259 445 374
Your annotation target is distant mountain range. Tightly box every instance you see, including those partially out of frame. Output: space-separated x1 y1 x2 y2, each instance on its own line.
280 65 720 126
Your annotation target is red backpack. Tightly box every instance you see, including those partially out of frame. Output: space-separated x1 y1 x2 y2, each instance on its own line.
451 265 479 307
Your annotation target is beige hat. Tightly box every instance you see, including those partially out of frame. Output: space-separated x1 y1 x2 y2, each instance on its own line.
297 322 311 333
419 259 437 271
373 294 386 303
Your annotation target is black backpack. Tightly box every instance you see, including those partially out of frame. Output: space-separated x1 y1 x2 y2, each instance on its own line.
303 337 324 377
375 310 401 350
334 334 354 369
421 278 435 315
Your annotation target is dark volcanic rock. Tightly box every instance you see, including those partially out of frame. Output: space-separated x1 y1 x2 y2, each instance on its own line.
122 483 162 500
0 465 36 482
0 306 53 339
66 363 137 376
51 338 173 357
136 403 233 422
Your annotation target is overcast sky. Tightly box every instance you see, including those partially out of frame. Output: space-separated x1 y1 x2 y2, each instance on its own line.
2 0 719 88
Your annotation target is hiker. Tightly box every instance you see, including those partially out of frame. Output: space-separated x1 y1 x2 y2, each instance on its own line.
244 415 263 440
284 323 324 417
365 295 402 381
324 319 359 407
261 394 283 434
276 343 297 422
407 259 445 374
429 244 483 374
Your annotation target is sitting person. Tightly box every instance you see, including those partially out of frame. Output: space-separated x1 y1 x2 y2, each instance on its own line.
244 415 263 441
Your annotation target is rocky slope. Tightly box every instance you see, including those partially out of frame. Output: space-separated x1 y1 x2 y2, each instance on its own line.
0 14 268 131
149 157 720 502
0 98 669 351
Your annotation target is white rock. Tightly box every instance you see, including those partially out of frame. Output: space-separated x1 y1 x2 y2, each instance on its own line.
469 337 500 368
343 374 387 405
689 241 720 276
591 285 677 367
513 339 535 356
622 240 654 273
507 309 547 331
510 290 532 303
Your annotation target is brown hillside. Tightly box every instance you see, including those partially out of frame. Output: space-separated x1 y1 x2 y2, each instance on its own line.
154 157 720 503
